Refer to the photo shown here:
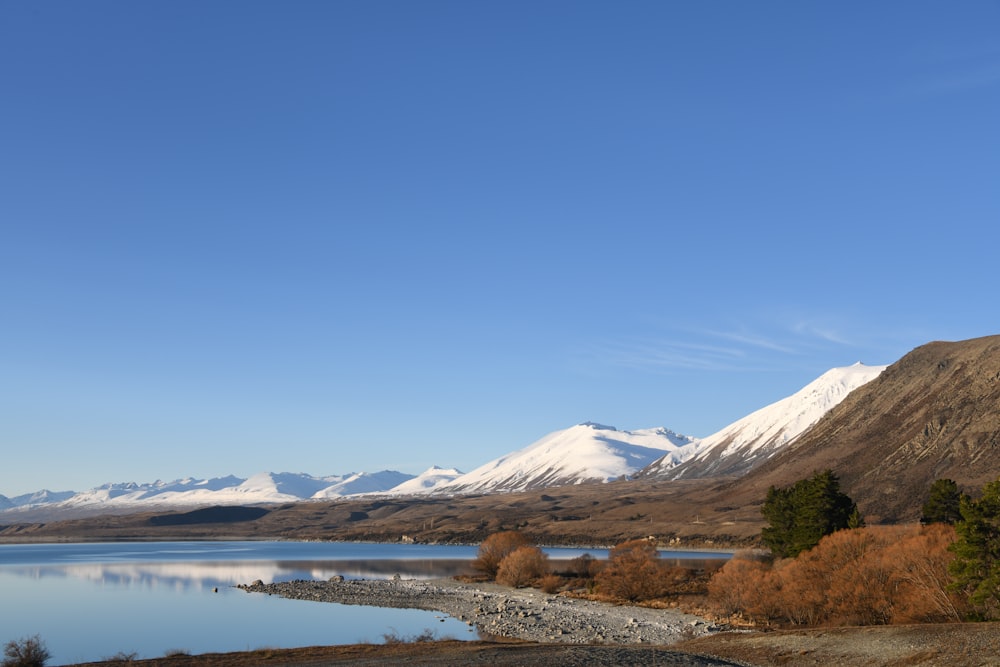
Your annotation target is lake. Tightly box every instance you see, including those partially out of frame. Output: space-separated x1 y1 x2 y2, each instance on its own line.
0 541 726 665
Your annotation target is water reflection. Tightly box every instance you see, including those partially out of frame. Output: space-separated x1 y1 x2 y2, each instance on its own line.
3 558 477 591
5 555 725 592
0 561 479 665
0 542 729 664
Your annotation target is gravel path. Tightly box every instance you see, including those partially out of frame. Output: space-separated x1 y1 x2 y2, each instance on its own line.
237 578 726 646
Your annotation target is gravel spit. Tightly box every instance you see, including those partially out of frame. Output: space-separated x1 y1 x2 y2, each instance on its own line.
237 578 726 646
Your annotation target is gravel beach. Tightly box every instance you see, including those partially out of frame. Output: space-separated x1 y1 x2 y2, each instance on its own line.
66 577 1000 665
237 577 725 646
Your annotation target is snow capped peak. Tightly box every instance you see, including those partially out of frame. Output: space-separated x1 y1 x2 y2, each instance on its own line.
579 421 617 431
2 471 417 515
645 362 887 480
0 489 76 510
310 470 415 498
431 423 700 495
2 361 891 512
383 466 464 495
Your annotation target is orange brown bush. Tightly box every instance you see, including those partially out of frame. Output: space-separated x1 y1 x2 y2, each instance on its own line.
595 538 673 601
496 545 550 588
472 530 532 578
707 524 965 626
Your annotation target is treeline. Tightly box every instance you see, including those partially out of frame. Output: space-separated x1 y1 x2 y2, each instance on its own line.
706 471 1000 625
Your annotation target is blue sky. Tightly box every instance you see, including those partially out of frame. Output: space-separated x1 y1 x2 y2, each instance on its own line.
2 2 998 496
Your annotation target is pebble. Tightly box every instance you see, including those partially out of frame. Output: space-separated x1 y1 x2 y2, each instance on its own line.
236 578 724 645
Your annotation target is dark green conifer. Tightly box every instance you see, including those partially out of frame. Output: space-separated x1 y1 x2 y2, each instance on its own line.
949 479 1000 619
921 478 964 525
761 469 860 558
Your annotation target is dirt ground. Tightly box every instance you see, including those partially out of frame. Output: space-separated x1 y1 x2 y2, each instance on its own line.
67 623 1000 667
66 640 741 666
675 623 1000 667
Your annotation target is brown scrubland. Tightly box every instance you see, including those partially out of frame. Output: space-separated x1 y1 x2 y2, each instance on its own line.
707 524 963 627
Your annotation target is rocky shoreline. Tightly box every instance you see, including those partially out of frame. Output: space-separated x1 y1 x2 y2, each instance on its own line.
237 577 725 645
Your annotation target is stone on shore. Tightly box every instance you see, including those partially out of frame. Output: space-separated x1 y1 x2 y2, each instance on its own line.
237 578 723 645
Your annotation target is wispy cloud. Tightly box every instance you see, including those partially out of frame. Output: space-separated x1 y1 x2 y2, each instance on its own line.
908 63 1000 97
573 318 875 376
791 320 852 346
581 336 749 373
896 44 1000 99
700 328 800 354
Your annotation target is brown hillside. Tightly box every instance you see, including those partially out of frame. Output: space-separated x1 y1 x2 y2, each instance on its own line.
715 335 1000 523
0 478 760 547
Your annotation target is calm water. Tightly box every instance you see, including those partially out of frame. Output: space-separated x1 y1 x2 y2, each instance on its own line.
0 541 725 665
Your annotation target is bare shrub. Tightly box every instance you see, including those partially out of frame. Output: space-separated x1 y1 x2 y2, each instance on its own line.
2 635 50 667
708 525 965 627
596 538 670 601
382 628 439 644
472 531 532 579
707 554 772 617
884 523 964 622
567 553 602 578
496 545 549 588
812 528 894 624
770 554 830 626
539 573 563 594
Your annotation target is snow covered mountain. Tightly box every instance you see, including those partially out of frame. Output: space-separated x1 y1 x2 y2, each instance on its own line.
0 489 75 510
641 362 887 480
431 422 699 495
384 466 464 495
311 470 416 498
1 363 890 514
1 471 417 514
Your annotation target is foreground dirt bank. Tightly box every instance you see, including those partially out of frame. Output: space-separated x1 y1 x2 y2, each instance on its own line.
66 624 1000 667
68 641 745 667
675 623 1000 667
65 577 1000 666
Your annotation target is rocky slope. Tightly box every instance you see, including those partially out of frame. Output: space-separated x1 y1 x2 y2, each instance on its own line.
716 335 1000 522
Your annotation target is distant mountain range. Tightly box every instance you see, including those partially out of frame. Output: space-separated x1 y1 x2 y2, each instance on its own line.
6 336 1000 534
0 361 886 518
0 471 424 514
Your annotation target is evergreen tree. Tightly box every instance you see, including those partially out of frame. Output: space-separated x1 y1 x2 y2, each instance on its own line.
921 478 965 525
761 470 860 558
949 479 1000 619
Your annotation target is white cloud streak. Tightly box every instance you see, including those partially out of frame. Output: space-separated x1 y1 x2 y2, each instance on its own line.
573 318 896 376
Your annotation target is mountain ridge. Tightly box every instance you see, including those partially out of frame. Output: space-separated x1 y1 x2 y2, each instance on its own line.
707 335 1000 523
6 337 1000 545
431 423 698 495
0 359 888 517
641 362 886 480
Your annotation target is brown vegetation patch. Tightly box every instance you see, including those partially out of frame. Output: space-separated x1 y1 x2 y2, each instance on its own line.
0 478 762 546
706 525 964 627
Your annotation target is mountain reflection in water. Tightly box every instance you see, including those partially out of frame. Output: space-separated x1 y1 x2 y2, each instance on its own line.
0 544 489 665
0 542 728 664
6 558 476 590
